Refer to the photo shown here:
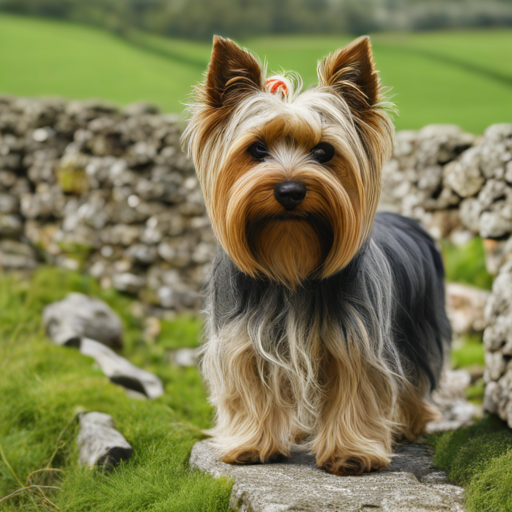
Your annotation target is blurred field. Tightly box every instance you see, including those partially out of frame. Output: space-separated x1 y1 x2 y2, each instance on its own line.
0 14 511 132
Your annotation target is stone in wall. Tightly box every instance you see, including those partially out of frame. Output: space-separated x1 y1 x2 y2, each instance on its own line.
446 282 490 336
483 261 512 425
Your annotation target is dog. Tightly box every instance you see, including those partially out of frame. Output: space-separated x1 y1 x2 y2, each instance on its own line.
182 35 451 475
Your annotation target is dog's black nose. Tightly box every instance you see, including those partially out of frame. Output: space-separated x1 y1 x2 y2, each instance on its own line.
274 180 307 210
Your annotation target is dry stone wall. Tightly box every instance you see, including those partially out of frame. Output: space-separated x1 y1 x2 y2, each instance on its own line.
380 123 512 244
0 96 216 312
380 122 512 428
1 96 512 426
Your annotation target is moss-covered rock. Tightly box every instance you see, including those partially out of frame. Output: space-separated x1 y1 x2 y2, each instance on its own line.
430 415 512 512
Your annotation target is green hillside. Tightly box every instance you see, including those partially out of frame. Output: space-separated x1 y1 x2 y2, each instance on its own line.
0 14 511 132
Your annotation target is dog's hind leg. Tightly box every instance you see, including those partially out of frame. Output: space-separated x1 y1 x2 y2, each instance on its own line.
395 379 441 442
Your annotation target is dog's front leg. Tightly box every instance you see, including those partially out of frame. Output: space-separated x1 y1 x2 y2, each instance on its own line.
311 355 395 475
202 334 293 464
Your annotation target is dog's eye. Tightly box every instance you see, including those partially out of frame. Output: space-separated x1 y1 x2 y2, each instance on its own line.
311 142 335 164
248 142 269 161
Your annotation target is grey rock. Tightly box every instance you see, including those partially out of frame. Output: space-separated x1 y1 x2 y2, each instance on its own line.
77 412 133 468
485 351 506 381
54 224 99 251
446 282 490 335
417 165 443 192
0 170 17 190
192 242 216 264
76 337 164 399
422 210 461 240
168 348 198 367
125 243 158 265
0 214 23 236
101 224 141 246
0 193 18 214
483 261 512 426
478 179 508 209
429 368 481 432
505 161 512 184
0 239 38 268
0 152 22 170
458 197 483 233
10 177 31 197
190 440 464 512
158 238 191 268
480 204 512 239
444 148 484 197
157 283 200 310
122 101 161 116
112 272 146 294
43 292 123 348
484 123 512 143
20 186 66 219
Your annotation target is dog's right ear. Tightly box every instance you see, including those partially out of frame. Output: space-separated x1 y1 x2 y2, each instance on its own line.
317 36 380 112
205 36 263 108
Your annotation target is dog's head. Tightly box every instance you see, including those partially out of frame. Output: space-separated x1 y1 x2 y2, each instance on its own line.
183 36 393 288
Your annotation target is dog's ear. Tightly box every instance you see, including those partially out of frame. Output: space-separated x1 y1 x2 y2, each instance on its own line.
317 36 380 111
205 36 263 108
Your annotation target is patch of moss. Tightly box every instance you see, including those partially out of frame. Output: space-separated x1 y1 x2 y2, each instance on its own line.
0 267 230 511
430 415 512 512
468 451 512 512
56 167 89 194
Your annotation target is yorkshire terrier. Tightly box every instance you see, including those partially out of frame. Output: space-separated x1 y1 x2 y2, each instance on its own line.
182 35 451 475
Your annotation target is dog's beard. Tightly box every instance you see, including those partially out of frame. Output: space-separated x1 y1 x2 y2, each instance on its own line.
247 213 334 288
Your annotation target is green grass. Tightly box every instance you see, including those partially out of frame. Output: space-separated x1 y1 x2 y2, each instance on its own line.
442 237 494 290
430 415 512 512
0 268 230 511
451 334 485 403
451 334 485 370
0 15 201 116
0 14 511 132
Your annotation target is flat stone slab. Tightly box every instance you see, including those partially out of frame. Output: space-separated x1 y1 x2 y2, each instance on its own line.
190 440 465 511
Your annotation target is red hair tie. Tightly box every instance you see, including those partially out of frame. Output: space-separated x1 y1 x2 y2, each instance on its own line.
265 77 288 96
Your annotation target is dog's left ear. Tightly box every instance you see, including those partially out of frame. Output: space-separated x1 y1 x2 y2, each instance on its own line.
317 36 380 111
205 35 263 108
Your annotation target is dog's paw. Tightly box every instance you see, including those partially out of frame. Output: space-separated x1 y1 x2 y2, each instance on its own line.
222 448 261 464
222 448 286 465
318 454 390 475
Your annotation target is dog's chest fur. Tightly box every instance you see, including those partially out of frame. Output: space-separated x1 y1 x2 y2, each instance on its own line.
206 212 450 392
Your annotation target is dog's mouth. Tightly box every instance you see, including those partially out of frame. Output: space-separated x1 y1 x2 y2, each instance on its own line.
246 212 334 261
267 212 309 222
